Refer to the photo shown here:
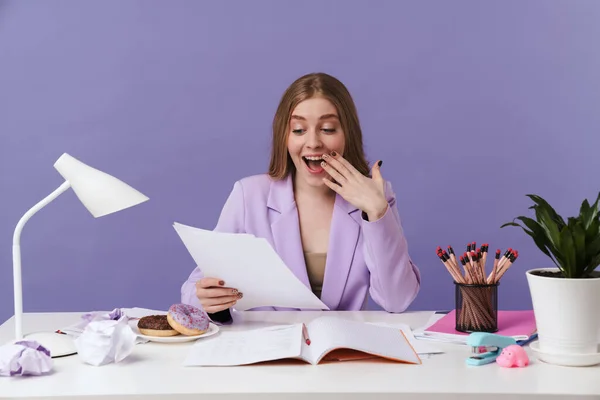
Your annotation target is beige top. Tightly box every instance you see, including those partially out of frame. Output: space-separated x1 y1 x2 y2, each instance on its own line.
304 252 327 299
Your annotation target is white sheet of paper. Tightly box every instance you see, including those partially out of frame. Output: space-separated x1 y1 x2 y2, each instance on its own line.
411 313 472 344
183 325 302 366
367 322 443 354
173 222 329 310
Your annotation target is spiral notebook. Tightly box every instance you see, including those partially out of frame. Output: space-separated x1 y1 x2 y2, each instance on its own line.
414 310 537 344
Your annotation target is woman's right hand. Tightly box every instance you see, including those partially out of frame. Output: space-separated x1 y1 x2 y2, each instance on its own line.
195 277 242 313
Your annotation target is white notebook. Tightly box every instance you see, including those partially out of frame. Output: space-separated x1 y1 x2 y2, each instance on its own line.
183 316 422 366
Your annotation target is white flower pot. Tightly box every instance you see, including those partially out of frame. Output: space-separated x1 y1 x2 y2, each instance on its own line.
526 268 600 360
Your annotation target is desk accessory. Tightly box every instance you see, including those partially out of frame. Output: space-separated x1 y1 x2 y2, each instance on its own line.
501 192 600 366
436 243 519 332
466 332 517 366
12 153 149 358
496 344 530 368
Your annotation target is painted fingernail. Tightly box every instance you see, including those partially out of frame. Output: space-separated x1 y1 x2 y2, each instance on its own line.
237 292 243 299
321 161 326 167
331 151 337 156
219 280 225 286
378 160 383 167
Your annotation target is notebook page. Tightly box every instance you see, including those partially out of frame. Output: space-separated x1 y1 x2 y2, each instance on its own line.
306 316 421 365
183 324 303 366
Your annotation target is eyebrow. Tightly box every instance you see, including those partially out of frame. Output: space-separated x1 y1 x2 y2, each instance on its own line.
291 113 339 121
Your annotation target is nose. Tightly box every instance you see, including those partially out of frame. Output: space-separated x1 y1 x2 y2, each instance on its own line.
305 130 322 149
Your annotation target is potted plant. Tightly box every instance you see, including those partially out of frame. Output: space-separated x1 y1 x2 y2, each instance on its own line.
501 193 600 365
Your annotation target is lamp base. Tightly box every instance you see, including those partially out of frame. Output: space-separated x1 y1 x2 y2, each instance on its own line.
23 331 78 358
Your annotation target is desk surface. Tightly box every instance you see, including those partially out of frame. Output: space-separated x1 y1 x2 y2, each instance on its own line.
1 310 599 400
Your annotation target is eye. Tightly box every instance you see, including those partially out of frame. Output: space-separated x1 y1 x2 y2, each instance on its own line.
292 129 304 135
321 128 336 133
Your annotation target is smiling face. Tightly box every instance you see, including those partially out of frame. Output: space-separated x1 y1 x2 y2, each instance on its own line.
268 73 370 183
287 96 346 189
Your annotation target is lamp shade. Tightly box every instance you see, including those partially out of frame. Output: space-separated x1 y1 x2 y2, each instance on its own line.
53 153 149 218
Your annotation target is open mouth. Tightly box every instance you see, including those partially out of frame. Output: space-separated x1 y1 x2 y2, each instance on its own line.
302 155 324 174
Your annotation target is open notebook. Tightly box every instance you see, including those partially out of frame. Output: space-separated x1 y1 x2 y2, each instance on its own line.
183 316 422 366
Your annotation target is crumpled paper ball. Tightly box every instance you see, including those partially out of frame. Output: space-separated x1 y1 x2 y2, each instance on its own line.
80 308 125 327
0 340 53 377
74 308 137 366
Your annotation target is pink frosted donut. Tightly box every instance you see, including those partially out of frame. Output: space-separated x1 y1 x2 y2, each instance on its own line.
166 304 210 336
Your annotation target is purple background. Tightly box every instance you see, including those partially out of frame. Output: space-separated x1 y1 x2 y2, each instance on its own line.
1 1 599 325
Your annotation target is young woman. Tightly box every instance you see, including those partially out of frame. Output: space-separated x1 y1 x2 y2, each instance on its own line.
181 73 420 322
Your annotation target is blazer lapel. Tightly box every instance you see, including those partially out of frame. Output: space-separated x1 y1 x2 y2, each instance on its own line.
320 194 361 310
267 174 361 311
267 175 311 289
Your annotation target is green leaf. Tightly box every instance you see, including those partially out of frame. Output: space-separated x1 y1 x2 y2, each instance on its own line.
585 218 600 247
583 252 600 277
580 199 592 227
500 222 522 228
559 226 577 277
535 206 562 249
571 222 586 273
592 192 600 208
580 199 591 214
517 216 561 259
502 217 561 268
586 235 600 259
590 192 600 213
525 230 559 267
582 192 600 230
526 194 566 228
577 193 600 231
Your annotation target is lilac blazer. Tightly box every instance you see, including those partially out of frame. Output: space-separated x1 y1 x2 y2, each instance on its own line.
181 173 421 313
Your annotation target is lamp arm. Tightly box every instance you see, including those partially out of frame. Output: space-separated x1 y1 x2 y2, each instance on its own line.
12 180 71 340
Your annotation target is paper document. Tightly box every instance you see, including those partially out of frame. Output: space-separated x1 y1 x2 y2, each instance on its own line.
173 222 329 311
184 316 421 366
367 322 443 355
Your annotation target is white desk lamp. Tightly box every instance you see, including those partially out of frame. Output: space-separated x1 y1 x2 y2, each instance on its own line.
12 153 149 357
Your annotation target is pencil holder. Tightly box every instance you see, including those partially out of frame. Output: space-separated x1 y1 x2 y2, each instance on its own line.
454 282 498 333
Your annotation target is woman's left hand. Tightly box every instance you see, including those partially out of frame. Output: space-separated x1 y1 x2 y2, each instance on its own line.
321 152 389 221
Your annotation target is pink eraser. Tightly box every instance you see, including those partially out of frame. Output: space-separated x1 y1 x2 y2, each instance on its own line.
496 345 529 368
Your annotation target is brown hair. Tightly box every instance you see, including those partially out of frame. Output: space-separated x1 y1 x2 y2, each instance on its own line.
268 72 370 180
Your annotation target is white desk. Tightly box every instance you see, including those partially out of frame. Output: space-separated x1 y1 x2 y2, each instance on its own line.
1 310 599 399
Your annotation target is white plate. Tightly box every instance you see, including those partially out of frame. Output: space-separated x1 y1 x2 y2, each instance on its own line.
130 321 220 343
530 341 600 367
